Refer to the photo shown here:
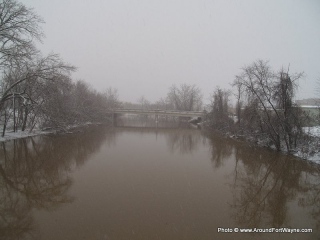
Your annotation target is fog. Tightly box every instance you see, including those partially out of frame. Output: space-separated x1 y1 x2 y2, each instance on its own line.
24 0 320 104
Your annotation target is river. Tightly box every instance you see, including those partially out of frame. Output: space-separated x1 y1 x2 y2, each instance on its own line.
0 120 319 240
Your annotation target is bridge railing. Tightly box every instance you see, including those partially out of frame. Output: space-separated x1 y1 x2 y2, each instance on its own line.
111 108 205 112
112 108 205 115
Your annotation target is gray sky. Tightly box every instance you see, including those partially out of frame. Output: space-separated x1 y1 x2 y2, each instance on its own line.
24 0 320 104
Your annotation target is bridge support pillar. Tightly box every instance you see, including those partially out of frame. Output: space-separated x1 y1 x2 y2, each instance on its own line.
112 113 117 127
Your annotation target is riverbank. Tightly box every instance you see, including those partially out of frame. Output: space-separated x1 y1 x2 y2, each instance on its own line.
0 129 52 142
203 125 320 164
294 126 320 162
0 122 107 142
2 122 319 164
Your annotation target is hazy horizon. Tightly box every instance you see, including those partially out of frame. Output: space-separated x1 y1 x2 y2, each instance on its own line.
24 0 320 104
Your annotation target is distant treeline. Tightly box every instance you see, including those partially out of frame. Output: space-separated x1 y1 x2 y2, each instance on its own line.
127 61 319 154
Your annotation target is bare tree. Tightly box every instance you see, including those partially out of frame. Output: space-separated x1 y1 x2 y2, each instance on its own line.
0 0 44 68
138 95 150 110
39 75 75 129
233 60 304 151
209 87 232 130
316 78 320 97
0 1 119 134
154 97 171 110
314 78 320 126
167 84 202 111
0 54 75 134
0 1 79 134
104 87 120 109
232 77 244 127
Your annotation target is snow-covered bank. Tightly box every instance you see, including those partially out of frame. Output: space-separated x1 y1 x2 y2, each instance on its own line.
0 122 107 142
293 126 320 163
0 130 52 142
302 126 320 137
206 125 320 165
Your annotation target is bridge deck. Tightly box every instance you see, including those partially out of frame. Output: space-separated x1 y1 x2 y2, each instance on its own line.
112 109 204 118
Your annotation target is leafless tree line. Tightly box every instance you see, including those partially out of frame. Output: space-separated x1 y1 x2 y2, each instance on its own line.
0 0 120 136
208 59 306 152
208 87 232 130
122 83 203 112
120 58 310 154
121 59 309 154
6 0 309 155
232 60 305 152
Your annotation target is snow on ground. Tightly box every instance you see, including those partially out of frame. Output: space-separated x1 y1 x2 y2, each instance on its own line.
0 122 98 142
294 150 320 164
302 126 320 137
294 126 320 164
0 130 52 142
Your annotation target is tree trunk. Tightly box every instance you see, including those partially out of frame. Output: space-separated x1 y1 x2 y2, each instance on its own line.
2 111 7 137
21 108 29 131
13 94 16 132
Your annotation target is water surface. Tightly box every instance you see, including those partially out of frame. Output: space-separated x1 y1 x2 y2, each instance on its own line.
0 124 319 240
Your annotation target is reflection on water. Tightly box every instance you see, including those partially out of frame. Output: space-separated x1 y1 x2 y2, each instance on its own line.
0 123 319 239
207 134 234 168
207 134 320 232
115 115 195 129
230 143 320 230
165 129 205 154
0 125 114 239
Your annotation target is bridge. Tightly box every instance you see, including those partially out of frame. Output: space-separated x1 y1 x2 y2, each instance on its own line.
112 109 205 118
110 109 205 125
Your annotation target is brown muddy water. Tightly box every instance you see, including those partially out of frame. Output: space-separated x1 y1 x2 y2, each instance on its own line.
0 120 319 240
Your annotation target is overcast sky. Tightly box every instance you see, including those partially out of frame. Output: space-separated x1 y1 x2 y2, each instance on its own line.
24 0 320 104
